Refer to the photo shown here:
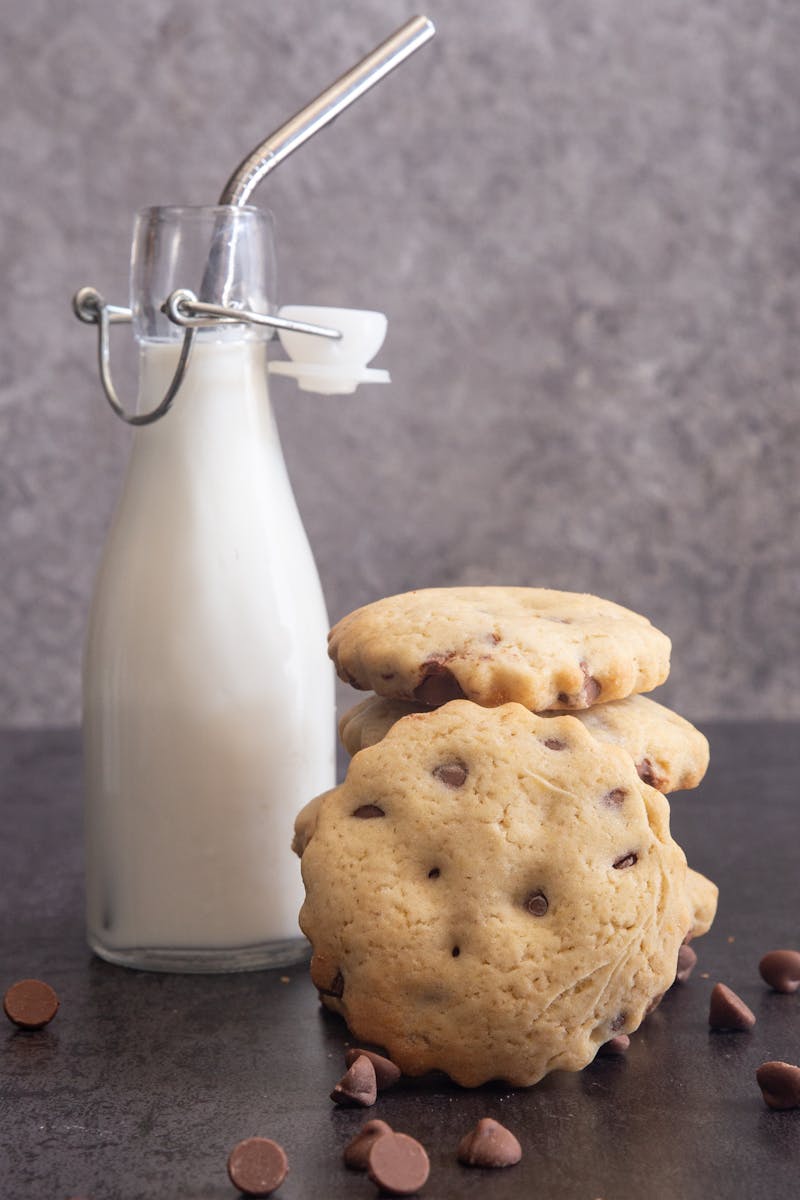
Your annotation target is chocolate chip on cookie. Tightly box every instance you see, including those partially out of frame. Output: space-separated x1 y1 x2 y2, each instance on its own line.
524 891 548 917
413 659 466 706
759 949 800 994
708 983 756 1031
353 804 385 819
457 1117 522 1168
432 761 468 788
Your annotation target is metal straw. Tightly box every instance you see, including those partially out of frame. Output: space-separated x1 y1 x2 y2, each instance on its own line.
201 15 435 302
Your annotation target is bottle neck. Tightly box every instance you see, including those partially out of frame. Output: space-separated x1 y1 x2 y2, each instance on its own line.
135 337 276 449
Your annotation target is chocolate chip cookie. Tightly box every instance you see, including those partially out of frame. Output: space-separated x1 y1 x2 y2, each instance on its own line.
328 588 670 712
299 700 701 1087
339 693 708 793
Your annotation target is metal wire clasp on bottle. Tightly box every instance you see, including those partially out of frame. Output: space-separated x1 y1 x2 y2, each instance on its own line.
72 286 342 427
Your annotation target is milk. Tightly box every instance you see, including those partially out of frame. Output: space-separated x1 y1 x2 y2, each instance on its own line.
83 336 335 970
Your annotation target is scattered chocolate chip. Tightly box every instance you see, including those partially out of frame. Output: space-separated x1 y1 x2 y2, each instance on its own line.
380 672 396 681
413 661 466 706
610 1012 627 1032
345 1048 401 1090
645 992 665 1016
310 954 344 997
331 1054 377 1107
602 788 627 808
597 1034 630 1056
759 949 800 994
675 944 698 983
226 1137 288 1197
524 891 548 917
344 1119 393 1170
457 1117 522 1168
3 979 60 1030
367 1131 430 1196
612 852 638 870
428 868 440 879
543 737 566 750
756 1061 800 1110
708 982 756 1031
353 804 385 819
432 761 468 788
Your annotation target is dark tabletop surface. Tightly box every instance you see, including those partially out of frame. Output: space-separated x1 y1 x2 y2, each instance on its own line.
1 723 799 1200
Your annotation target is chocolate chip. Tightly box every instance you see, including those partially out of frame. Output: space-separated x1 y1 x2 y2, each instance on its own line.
428 868 440 879
452 946 461 957
759 949 800 994
556 662 601 708
756 1061 800 1110
367 1131 430 1196
610 1011 627 1032
524 891 548 917
544 737 566 750
432 761 468 788
457 1117 522 1168
597 1034 630 1056
331 1054 378 1107
580 663 602 705
343 1119 393 1170
353 804 385 819
708 982 756 1031
413 660 466 706
3 979 60 1030
602 788 627 808
636 758 660 787
612 852 638 870
310 953 344 997
675 943 698 983
345 1048 402 1090
645 992 665 1016
226 1137 288 1197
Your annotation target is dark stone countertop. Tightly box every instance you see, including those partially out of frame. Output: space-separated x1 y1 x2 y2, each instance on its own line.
1 724 799 1200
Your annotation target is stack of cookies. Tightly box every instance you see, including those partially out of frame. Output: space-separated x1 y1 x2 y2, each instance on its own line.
294 587 718 1088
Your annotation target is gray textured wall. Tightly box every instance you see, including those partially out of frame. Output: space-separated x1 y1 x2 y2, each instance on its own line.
1 0 798 726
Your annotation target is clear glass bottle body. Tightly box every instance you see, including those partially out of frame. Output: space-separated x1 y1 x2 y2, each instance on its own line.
83 207 335 971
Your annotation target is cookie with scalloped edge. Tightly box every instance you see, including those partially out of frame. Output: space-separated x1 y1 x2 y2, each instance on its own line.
299 700 699 1087
339 693 708 793
328 587 670 712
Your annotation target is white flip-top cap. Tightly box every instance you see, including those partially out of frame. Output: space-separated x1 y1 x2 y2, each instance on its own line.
268 305 390 394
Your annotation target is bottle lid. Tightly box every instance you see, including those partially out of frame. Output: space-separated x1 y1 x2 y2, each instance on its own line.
268 306 390 394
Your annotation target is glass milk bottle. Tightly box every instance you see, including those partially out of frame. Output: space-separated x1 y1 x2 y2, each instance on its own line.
83 205 335 971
